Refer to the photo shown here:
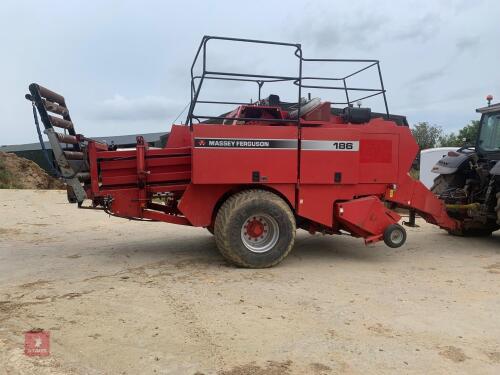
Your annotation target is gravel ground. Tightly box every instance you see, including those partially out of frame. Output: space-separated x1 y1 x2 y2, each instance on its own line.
0 189 499 374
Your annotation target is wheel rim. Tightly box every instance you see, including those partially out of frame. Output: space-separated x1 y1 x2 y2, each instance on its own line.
390 229 404 245
240 213 279 253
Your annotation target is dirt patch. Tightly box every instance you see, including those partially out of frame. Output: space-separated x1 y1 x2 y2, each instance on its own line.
309 362 332 373
484 262 500 274
367 323 394 338
219 360 292 375
19 280 51 289
485 351 500 363
0 151 64 189
0 228 22 237
438 346 469 362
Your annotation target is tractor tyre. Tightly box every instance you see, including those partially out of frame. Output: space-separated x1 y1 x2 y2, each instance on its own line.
496 192 500 226
447 227 494 237
206 226 214 235
214 189 296 268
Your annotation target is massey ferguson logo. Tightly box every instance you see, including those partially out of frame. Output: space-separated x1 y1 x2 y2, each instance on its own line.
206 140 270 148
195 138 286 149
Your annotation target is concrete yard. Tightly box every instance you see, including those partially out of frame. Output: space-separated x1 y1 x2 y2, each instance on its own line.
0 189 499 374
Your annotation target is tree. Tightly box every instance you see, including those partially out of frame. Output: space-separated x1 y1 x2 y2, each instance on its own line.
437 120 480 147
439 132 460 147
457 120 479 143
411 122 443 150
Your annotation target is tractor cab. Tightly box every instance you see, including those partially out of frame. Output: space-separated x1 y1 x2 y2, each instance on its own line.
476 101 500 160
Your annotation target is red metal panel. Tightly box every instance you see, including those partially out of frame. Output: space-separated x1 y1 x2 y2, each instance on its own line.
385 175 459 231
100 156 191 171
142 210 191 225
96 147 190 159
335 196 401 241
101 171 191 186
178 184 234 226
360 139 392 163
166 125 192 148
297 183 390 228
358 134 399 183
97 140 192 189
108 188 142 218
300 127 360 184
297 121 404 227
191 125 298 184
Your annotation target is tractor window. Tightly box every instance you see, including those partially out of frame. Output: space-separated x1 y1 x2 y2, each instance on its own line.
478 113 500 152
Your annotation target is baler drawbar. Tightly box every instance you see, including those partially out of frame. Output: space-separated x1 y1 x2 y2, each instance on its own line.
26 36 460 268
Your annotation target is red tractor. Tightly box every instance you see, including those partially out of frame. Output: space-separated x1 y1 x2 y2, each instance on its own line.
26 36 460 268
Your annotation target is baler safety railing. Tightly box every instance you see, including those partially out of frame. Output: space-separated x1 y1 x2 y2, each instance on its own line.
185 35 389 127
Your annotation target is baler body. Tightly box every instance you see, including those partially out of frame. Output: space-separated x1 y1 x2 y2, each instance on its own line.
80 106 457 243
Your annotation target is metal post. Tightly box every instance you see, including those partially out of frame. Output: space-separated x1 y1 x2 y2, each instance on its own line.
343 79 350 106
403 209 418 227
376 62 389 117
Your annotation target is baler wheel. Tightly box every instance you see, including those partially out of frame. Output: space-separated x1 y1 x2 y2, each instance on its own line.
383 224 407 248
214 189 296 268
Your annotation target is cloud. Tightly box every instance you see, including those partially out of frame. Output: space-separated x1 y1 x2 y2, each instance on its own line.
405 33 480 88
289 6 441 53
455 35 480 51
392 14 441 43
91 95 183 122
292 10 385 51
406 65 447 86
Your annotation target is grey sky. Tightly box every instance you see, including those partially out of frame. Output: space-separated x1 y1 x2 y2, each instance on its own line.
1 0 498 145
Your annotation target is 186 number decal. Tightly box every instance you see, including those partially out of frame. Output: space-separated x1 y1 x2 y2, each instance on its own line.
332 142 354 150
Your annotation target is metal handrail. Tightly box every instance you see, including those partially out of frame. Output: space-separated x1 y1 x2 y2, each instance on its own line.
185 35 389 127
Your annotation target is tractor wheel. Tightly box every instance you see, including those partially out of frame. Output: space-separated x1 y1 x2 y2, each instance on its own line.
206 226 214 235
496 193 500 226
447 228 494 237
214 189 296 268
383 224 407 248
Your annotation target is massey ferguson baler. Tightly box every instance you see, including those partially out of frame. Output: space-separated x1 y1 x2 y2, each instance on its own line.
25 36 460 268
